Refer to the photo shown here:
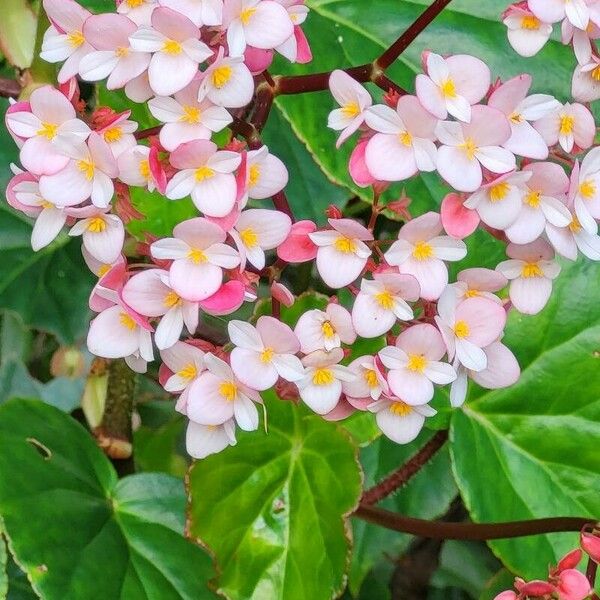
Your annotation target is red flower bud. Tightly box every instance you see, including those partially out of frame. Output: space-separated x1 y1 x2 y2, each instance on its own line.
581 526 600 563
518 580 555 596
556 549 582 573
325 204 343 219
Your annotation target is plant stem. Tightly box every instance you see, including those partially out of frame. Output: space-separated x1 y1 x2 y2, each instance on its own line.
587 557 598 593
361 430 448 505
134 125 162 140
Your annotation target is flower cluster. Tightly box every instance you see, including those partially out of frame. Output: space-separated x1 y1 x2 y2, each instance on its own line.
5 0 600 460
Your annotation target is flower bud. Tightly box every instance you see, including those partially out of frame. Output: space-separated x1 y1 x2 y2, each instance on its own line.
50 346 85 378
556 549 582 573
325 204 343 219
581 526 600 563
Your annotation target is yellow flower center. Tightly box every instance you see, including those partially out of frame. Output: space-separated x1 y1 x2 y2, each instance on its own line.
248 164 260 187
440 78 457 98
37 122 58 140
164 291 182 308
260 347 274 363
341 101 360 118
115 46 129 58
569 216 582 233
312 368 334 386
521 15 540 29
41 200 55 209
67 30 85 48
240 7 257 24
119 312 137 330
178 363 197 380
489 181 510 202
334 236 357 254
181 105 201 124
399 131 413 146
412 241 434 261
579 179 596 200
162 39 182 54
103 127 122 143
321 321 336 339
98 264 111 277
454 320 470 338
559 114 575 135
77 159 95 181
524 190 541 208
509 112 524 124
363 369 378 388
459 137 477 161
389 401 413 416
211 65 232 88
240 227 258 248
188 248 208 263
592 65 600 81
407 354 427 373
375 290 395 310
521 261 543 278
126 0 144 7
219 380 238 401
139 159 151 179
87 216 106 233
464 288 480 298
195 166 215 182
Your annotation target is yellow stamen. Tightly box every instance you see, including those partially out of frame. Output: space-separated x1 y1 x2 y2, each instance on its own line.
440 78 456 98
524 190 541 208
98 264 111 277
188 248 208 263
240 227 258 248
521 261 543 278
219 381 238 401
454 320 470 338
364 369 378 388
178 363 197 380
126 0 144 7
248 164 260 187
579 179 596 200
181 105 201 124
407 354 427 373
67 30 85 48
341 101 360 118
489 181 510 202
312 367 334 386
41 200 55 209
37 122 58 140
569 216 582 233
77 159 95 181
334 236 357 254
559 114 575 135
162 39 182 54
119 312 137 330
103 127 122 143
412 241 434 261
321 321 335 339
521 15 540 30
87 217 106 233
195 166 215 182
389 401 413 416
464 288 480 298
260 347 274 363
139 159 151 180
459 137 477 161
164 291 181 308
375 290 395 310
399 131 413 146
115 46 129 58
509 112 524 124
240 7 257 24
211 65 232 88
592 65 600 82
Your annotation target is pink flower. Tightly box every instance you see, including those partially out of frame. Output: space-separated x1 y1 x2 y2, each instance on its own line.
529 0 589 29
231 208 292 269
364 96 438 181
276 219 318 262
118 0 158 25
148 78 233 151
297 348 354 414
415 52 490 123
570 148 600 234
492 592 517 600
270 281 295 307
572 58 600 103
5 85 90 175
436 105 515 192
95 111 138 159
166 140 241 217
69 211 126 264
435 286 507 371
40 0 94 83
82 247 126 278
352 273 420 337
39 133 118 209
580 528 600 562
128 7 213 96
488 74 560 159
309 218 373 288
496 239 561 315
379 323 456 405
186 419 237 458
505 162 571 244
294 303 355 353
384 212 467 301
555 569 591 600
228 317 304 390
223 0 294 57
440 193 480 239
244 146 289 200
118 144 167 193
368 396 436 444
274 0 311 63
503 5 553 57
159 0 224 27
186 353 262 430
79 14 151 90
327 70 372 147
342 355 383 403
534 101 595 153
547 209 600 261
150 217 241 301
454 268 507 303
349 137 377 188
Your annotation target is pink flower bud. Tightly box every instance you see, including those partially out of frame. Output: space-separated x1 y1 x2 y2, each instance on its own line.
556 549 583 573
383 88 402 108
492 592 517 600
518 579 555 596
277 220 318 263
325 204 343 219
271 282 295 308
581 527 600 563
556 569 591 600
440 193 480 239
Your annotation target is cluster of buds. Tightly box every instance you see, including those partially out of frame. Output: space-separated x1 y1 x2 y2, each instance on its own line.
4 0 600 459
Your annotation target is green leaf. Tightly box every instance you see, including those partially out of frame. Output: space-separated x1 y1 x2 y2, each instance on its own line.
0 0 37 68
451 260 600 579
479 569 516 600
0 534 7 600
0 399 215 599
187 398 362 600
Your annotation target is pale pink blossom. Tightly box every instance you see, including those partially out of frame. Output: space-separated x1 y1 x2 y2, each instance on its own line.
223 0 293 57
125 71 154 102
128 7 213 96
571 58 600 102
488 74 560 159
150 216 240 301
294 303 356 353
453 268 508 303
435 286 507 372
118 144 167 193
231 208 292 269
82 247 126 278
342 355 383 403
69 211 126 264
186 420 237 458
351 273 420 338
159 0 224 26
228 317 304 390
415 52 490 123
160 341 206 411
118 0 159 25
166 140 241 216
569 148 600 234
5 85 90 175
529 0 589 30
95 111 138 159
123 268 200 349
503 5 553 57
186 353 262 431
309 218 373 288
561 15 600 65
546 206 600 261
79 14 151 90
270 281 295 307
275 0 311 63
148 78 233 151
496 239 561 315
368 397 436 444
244 146 289 201
384 212 467 301
364 96 438 181
327 70 372 147
40 0 94 83
534 101 595 153
296 348 355 414
436 106 515 192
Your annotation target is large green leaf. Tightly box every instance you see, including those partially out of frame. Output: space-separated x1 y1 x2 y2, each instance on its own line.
187 397 362 600
0 0 37 68
0 535 6 600
0 399 215 600
451 260 600 578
